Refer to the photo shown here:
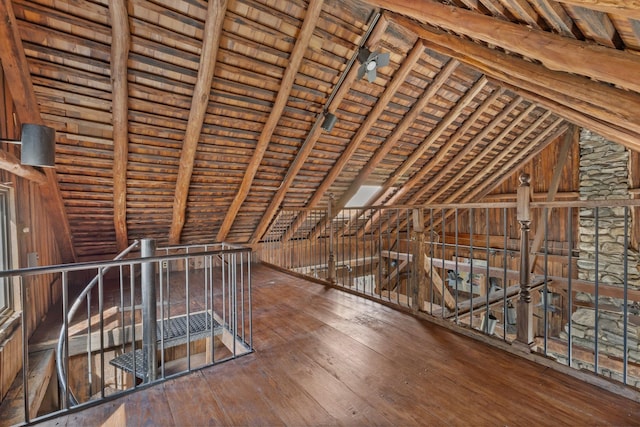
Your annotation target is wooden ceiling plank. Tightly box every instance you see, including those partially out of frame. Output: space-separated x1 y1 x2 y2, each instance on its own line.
357 91 522 239
0 0 76 263
110 0 131 252
436 104 542 203
364 0 640 92
215 0 324 243
555 0 640 20
408 96 524 205
168 0 228 245
564 5 621 47
248 15 390 245
307 58 461 240
462 119 568 203
447 112 559 202
528 0 581 38
384 87 505 207
281 38 426 242
397 16 640 147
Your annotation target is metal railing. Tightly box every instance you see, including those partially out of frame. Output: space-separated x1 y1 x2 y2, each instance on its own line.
2 241 252 424
258 198 640 391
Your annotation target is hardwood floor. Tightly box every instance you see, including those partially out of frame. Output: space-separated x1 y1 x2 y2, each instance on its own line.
36 264 640 426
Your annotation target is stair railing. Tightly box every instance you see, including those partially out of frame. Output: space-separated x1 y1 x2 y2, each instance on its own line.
55 240 141 407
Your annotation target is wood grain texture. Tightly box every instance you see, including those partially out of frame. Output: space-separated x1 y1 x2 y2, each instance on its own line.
216 0 325 242
248 15 390 245
395 15 640 144
35 265 640 426
0 0 76 263
169 0 228 245
283 39 427 242
109 0 131 252
364 0 640 92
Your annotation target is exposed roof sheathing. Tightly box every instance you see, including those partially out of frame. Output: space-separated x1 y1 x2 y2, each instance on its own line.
1 0 639 258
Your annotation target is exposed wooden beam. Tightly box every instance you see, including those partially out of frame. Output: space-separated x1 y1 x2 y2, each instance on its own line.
249 15 390 245
386 76 489 192
0 149 47 184
307 59 461 240
353 77 493 239
528 124 577 272
493 77 639 152
357 92 521 239
216 0 324 243
392 15 640 148
461 119 568 204
425 121 568 234
430 104 540 203
169 0 228 245
109 0 130 252
282 38 426 242
364 0 640 93
555 0 640 20
385 88 505 207
0 0 76 263
408 97 524 205
529 0 580 38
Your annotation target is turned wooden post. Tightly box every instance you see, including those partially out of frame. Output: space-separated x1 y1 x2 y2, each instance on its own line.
516 173 534 345
327 193 336 284
412 208 426 312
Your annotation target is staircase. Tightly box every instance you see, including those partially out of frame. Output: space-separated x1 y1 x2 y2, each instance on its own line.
109 311 222 379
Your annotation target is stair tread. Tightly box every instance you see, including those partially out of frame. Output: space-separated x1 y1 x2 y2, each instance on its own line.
109 312 222 378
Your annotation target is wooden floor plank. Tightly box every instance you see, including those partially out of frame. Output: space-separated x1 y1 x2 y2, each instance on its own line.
32 264 640 426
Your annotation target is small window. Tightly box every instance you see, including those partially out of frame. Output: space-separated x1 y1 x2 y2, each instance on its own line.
0 186 15 319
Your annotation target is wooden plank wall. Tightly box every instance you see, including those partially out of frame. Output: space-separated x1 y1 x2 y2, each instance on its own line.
0 64 63 402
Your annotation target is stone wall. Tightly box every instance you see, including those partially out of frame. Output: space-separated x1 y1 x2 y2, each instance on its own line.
559 130 640 384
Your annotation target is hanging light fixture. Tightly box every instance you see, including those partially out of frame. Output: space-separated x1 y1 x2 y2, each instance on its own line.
0 123 56 168
321 112 338 132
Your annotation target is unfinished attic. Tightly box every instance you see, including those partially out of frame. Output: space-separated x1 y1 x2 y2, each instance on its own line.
1 0 640 424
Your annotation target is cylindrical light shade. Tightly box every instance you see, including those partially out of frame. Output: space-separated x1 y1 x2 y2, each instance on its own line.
21 124 56 167
321 112 337 132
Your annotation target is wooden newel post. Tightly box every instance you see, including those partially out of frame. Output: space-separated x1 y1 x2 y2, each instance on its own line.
411 208 426 312
516 173 533 345
327 193 336 284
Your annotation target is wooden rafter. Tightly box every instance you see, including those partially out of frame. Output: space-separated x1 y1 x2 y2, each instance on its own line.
528 0 580 38
460 121 568 205
249 14 390 245
216 0 324 243
109 0 130 252
169 0 228 245
429 104 540 203
0 149 47 184
349 76 491 239
307 58 460 240
357 90 518 238
365 98 530 238
364 0 640 93
424 120 568 233
555 0 640 20
282 38 426 242
393 15 640 148
405 97 524 205
384 88 506 207
0 0 76 263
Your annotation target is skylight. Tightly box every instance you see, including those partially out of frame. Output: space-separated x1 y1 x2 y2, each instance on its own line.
345 185 382 208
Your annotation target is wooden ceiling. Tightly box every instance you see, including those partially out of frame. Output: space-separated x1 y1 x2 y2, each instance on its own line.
1 0 639 260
